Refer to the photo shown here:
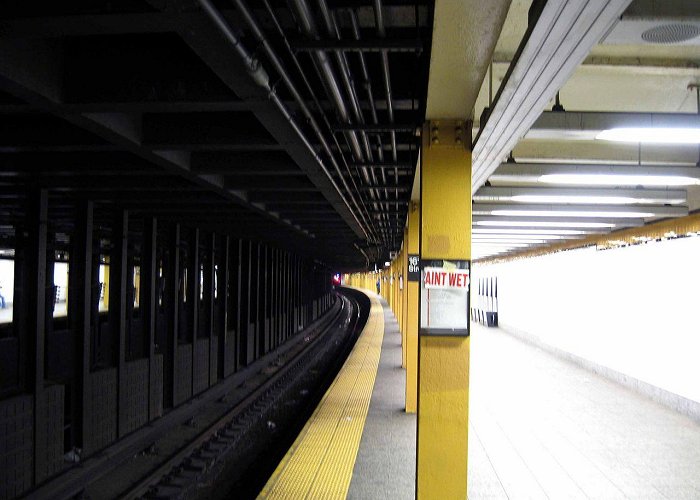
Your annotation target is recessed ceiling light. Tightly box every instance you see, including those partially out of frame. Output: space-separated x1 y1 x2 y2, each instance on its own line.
596 127 700 144
539 174 700 187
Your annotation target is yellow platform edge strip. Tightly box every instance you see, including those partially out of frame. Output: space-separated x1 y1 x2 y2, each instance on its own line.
259 291 385 500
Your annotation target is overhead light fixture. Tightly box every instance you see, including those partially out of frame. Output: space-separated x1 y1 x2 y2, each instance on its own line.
475 220 615 228
491 210 655 218
384 261 391 267
512 195 649 205
473 228 591 235
473 233 565 239
472 242 530 248
539 174 700 187
596 127 700 144
473 238 550 245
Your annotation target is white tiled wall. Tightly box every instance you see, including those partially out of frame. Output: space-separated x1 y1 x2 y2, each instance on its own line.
475 236 700 404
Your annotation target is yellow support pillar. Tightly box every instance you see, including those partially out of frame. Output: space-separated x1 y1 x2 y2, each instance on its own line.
416 120 471 499
390 263 394 311
401 245 406 368
405 201 419 412
399 246 405 349
392 261 396 312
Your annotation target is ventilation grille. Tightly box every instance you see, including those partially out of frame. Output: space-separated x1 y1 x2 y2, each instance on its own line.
641 23 700 44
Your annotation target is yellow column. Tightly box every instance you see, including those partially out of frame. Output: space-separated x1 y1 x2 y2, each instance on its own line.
390 263 395 310
405 202 419 412
103 263 110 309
401 246 406 368
416 120 471 499
401 231 408 368
392 261 396 312
399 246 404 335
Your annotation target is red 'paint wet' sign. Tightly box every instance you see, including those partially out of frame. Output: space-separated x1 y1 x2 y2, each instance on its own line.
423 267 470 290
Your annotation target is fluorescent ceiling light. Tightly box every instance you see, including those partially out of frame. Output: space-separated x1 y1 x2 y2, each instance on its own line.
539 174 700 187
473 228 591 235
472 242 530 248
473 238 549 245
491 210 654 218
473 236 565 242
475 220 615 228
512 195 647 205
596 127 700 144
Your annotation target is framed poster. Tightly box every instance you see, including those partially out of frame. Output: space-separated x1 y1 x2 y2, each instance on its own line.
420 259 471 336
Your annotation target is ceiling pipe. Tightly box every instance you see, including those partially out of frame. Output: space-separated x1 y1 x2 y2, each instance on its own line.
293 0 392 244
348 9 390 211
289 0 365 164
318 1 395 239
197 0 371 240
373 0 398 170
373 0 399 249
315 2 384 207
260 0 379 245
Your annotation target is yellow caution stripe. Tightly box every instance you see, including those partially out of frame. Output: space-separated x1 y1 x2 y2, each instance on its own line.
259 292 385 500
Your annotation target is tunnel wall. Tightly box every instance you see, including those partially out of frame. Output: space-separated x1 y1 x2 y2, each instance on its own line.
475 236 700 413
0 203 336 499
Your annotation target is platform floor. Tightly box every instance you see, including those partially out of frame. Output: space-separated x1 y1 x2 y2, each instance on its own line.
347 297 415 499
262 291 700 499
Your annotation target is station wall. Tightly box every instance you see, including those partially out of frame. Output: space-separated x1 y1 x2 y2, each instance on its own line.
475 236 700 407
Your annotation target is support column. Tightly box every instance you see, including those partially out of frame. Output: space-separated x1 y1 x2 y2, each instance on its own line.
167 224 180 409
208 233 217 386
112 210 129 438
416 120 471 499
190 228 200 395
405 202 419 413
70 200 93 447
26 189 48 484
218 235 230 379
142 216 158 420
401 229 409 369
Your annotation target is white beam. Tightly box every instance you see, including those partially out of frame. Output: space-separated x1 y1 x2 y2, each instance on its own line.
472 0 633 193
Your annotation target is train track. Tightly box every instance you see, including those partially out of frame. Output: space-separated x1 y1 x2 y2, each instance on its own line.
118 288 367 499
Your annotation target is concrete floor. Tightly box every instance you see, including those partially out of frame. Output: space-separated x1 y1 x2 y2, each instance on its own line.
348 299 700 499
348 298 416 499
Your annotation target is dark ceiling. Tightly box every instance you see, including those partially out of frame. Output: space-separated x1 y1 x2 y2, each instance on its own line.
0 0 433 270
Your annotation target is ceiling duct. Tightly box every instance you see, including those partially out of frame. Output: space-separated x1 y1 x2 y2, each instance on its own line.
602 0 700 45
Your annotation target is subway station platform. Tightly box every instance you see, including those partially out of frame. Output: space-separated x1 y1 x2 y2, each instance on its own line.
259 288 700 499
